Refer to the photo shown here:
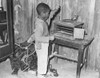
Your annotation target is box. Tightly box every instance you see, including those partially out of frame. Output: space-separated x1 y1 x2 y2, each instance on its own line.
73 28 85 39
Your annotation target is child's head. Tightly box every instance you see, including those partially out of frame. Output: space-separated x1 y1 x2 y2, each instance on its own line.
36 3 51 21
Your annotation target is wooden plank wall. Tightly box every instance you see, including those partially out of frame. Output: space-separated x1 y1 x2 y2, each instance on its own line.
28 0 100 70
2 0 100 70
89 0 100 70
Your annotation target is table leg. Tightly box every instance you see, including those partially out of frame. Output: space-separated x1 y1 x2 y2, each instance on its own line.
85 46 89 69
76 47 84 78
48 41 53 56
99 69 100 78
54 44 59 63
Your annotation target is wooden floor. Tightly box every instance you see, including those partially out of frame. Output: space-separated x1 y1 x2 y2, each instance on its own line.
0 59 99 78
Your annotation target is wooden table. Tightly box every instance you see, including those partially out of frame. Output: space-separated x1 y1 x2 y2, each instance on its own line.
49 32 94 78
49 20 93 78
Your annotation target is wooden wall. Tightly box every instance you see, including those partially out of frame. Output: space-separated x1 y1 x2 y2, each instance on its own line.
2 0 100 70
89 0 100 70
29 0 100 70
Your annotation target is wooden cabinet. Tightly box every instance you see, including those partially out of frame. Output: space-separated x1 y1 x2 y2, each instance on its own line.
0 0 14 62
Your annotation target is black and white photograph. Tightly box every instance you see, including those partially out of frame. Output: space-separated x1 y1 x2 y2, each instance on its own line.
0 0 99 78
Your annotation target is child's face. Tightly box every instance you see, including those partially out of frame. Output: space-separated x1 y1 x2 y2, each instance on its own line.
40 11 50 21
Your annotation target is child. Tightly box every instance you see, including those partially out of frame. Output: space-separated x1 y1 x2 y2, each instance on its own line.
35 3 54 78
27 3 60 78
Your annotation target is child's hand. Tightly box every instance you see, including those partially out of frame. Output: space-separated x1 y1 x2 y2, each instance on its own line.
56 6 61 13
49 35 54 40
53 6 61 15
20 40 30 47
50 6 61 19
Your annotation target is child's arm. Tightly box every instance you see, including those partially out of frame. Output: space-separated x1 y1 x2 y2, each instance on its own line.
20 33 35 46
48 6 61 30
35 25 54 43
35 25 49 43
49 6 61 20
27 33 35 43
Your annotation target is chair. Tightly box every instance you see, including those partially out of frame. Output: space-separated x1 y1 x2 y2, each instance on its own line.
14 41 36 71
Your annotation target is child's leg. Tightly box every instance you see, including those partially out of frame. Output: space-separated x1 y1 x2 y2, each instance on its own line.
35 43 49 75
